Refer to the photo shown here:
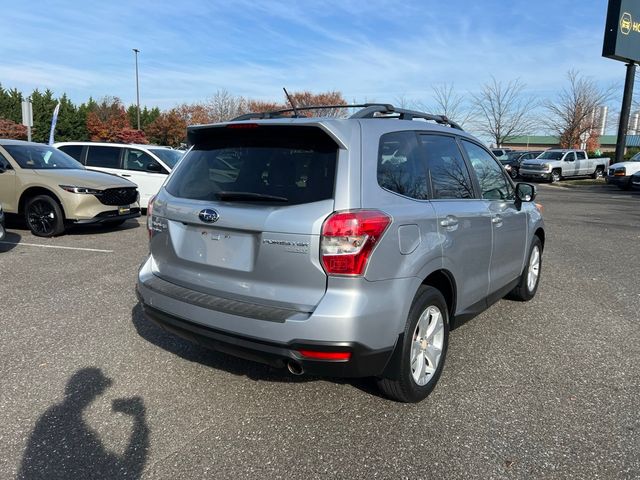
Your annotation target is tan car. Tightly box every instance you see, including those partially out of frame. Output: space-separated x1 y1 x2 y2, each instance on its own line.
0 140 140 237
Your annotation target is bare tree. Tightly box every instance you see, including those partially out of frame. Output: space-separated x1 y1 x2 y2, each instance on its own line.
544 70 614 148
206 89 247 122
429 83 475 128
471 77 538 147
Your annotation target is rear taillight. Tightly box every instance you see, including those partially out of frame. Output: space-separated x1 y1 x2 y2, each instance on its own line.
146 194 156 239
320 209 391 276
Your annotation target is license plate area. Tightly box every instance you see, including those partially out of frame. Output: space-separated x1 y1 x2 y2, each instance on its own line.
169 222 255 271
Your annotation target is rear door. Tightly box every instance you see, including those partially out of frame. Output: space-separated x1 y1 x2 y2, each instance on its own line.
85 145 123 177
420 134 493 311
150 125 340 311
121 148 168 208
460 140 527 294
575 150 590 175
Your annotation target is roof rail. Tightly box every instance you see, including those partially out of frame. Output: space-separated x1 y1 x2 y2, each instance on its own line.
349 105 463 130
230 103 463 130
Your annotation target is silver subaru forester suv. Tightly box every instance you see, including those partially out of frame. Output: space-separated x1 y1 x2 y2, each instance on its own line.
136 104 544 402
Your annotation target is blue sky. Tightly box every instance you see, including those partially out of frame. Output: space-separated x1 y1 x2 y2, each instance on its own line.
0 0 622 110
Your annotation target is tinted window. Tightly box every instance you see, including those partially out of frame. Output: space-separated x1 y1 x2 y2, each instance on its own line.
461 140 513 200
58 145 84 162
420 135 474 199
86 146 121 169
377 131 428 200
148 149 183 169
123 148 165 173
166 126 337 206
3 144 83 170
538 151 564 160
576 151 586 160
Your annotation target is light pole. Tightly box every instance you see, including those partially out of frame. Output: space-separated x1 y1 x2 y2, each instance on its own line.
133 48 141 130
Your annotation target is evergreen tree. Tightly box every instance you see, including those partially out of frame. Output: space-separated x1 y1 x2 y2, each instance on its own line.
0 85 23 123
30 89 58 143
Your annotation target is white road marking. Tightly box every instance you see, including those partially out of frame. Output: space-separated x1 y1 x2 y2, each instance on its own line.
0 241 113 253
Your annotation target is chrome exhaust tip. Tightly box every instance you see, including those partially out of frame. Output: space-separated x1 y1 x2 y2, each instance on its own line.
287 361 304 376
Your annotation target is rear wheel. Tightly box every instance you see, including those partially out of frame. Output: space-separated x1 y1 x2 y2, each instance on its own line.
25 195 65 237
591 167 604 179
377 286 449 403
508 236 542 301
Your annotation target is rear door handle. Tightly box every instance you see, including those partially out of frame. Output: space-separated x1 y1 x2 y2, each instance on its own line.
439 215 459 231
492 214 503 227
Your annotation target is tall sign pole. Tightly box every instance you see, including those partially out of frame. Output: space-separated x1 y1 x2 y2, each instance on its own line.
614 62 636 164
133 48 141 130
603 0 640 163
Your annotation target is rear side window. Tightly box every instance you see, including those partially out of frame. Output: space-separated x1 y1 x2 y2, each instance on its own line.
58 145 84 163
377 131 428 200
420 135 474 199
166 126 337 205
86 146 121 169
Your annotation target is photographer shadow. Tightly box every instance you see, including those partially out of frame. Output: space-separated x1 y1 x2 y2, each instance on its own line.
18 368 149 480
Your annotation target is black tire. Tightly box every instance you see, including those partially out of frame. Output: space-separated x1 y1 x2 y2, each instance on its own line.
591 167 604 179
25 195 65 237
510 168 519 179
508 236 542 301
550 169 561 183
377 286 449 403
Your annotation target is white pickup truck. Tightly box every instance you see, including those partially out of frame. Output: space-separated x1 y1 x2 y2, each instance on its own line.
519 149 610 183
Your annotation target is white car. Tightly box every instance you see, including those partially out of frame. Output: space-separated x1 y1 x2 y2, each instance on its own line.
54 142 184 208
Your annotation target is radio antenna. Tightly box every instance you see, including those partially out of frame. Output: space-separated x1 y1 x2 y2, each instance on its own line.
283 87 300 117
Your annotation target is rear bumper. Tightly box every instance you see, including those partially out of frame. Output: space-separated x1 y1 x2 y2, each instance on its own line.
73 208 141 224
138 298 396 378
136 256 414 378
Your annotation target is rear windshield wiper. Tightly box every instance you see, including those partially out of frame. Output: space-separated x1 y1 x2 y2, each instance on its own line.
214 191 289 202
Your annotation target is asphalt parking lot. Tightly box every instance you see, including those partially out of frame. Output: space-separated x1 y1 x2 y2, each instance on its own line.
1 184 639 479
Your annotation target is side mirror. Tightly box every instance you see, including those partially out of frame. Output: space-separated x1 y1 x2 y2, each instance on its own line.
146 162 163 173
515 183 536 203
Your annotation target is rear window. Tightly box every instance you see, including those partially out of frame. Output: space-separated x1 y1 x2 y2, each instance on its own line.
166 126 338 205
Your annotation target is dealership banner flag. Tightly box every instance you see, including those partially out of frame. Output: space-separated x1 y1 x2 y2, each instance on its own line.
48 102 61 146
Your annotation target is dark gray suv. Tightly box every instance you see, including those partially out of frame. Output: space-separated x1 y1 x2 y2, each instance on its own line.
136 104 545 402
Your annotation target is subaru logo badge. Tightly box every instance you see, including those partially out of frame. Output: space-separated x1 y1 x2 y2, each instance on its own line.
198 209 219 223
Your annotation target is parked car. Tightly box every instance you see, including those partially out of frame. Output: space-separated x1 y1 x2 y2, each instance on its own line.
500 151 544 179
490 148 513 160
630 170 640 190
606 152 640 190
0 140 140 237
519 149 610 183
0 203 5 241
136 104 545 403
54 142 183 208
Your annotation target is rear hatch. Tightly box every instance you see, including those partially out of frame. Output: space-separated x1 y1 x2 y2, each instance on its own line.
149 124 340 313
